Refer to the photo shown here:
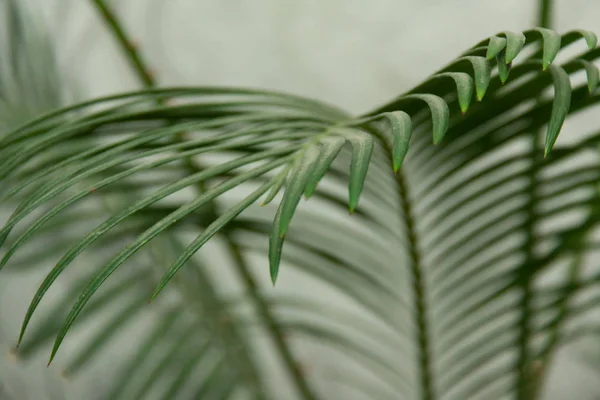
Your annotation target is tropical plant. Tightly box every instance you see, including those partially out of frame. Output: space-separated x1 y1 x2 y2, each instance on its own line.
2 0 600 399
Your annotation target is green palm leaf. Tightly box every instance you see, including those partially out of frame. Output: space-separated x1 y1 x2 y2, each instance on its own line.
4 0 600 399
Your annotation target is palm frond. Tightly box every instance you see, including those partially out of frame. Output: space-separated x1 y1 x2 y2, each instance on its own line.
3 6 600 397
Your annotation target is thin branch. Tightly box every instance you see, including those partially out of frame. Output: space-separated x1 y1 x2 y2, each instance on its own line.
90 0 155 88
88 1 318 398
367 120 435 399
537 0 553 29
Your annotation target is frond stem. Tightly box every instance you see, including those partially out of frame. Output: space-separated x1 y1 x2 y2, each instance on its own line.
395 171 436 400
531 251 581 398
516 138 542 399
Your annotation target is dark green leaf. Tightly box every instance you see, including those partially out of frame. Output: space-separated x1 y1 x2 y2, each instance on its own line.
524 28 562 70
403 94 449 144
498 31 526 63
544 65 572 156
343 129 375 212
378 111 413 172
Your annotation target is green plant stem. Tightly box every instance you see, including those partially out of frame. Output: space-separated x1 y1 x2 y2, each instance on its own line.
532 185 600 397
537 0 553 28
90 0 156 88
531 252 581 398
516 135 542 400
370 121 435 399
396 171 435 400
517 160 537 399
89 1 317 399
521 1 553 392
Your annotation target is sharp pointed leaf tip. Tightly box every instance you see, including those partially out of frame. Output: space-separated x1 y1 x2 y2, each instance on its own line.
496 52 511 84
435 72 472 114
303 185 315 199
530 28 561 71
544 65 571 157
269 249 281 286
348 201 357 213
148 291 160 303
404 94 449 144
502 31 526 63
381 111 411 172
270 265 279 285
460 56 490 103
16 327 27 348
500 64 510 80
347 131 374 212
269 196 286 283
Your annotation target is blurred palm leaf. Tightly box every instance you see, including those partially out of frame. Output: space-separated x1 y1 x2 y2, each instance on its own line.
0 0 75 399
3 1 600 400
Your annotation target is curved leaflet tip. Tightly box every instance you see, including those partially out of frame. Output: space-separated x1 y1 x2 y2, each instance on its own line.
544 65 572 157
